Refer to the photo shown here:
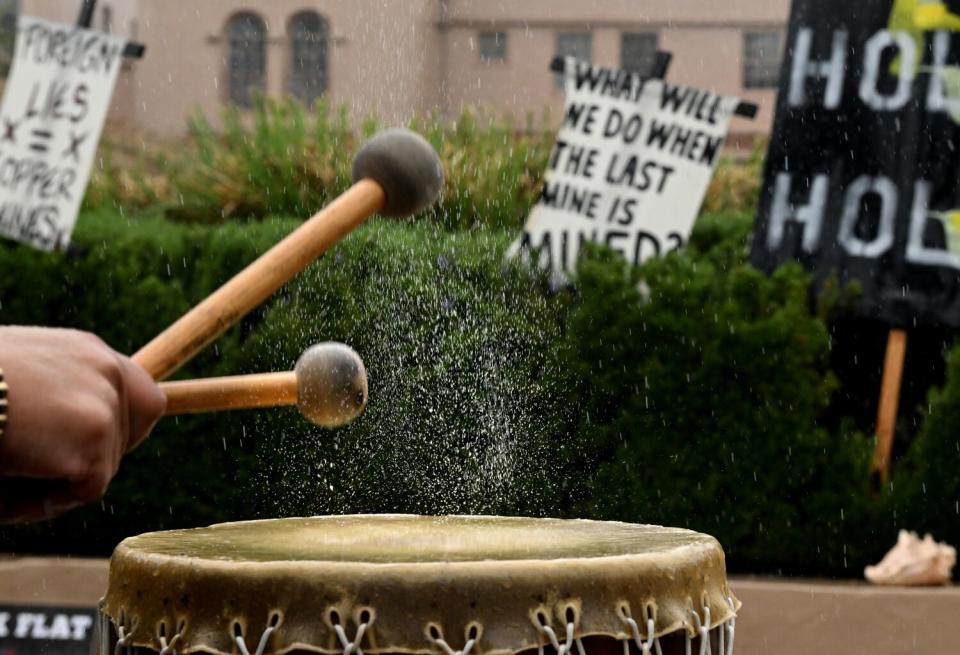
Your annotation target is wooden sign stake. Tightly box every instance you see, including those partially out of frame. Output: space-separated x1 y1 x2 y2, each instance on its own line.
870 328 908 486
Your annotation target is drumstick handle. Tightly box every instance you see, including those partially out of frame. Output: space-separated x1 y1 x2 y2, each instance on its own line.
134 179 385 381
161 372 298 415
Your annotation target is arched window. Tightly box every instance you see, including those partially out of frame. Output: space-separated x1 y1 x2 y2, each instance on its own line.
227 12 267 107
288 11 329 107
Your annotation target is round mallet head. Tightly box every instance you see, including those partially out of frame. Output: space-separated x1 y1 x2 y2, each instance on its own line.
295 343 368 428
351 128 444 218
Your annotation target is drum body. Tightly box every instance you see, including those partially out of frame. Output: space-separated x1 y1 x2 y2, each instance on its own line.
98 516 738 655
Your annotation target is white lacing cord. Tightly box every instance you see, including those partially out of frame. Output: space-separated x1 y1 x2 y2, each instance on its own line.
113 614 136 655
685 605 712 655
234 623 277 655
113 625 129 655
427 630 476 655
620 608 663 655
157 628 182 655
721 597 735 655
536 621 585 655
334 619 371 655
120 601 736 655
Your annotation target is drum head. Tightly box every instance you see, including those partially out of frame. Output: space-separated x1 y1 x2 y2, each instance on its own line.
102 515 738 655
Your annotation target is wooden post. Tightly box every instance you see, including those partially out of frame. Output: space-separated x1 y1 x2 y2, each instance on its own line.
870 328 908 486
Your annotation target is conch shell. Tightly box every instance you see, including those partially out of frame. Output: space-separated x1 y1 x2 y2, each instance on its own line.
864 530 956 586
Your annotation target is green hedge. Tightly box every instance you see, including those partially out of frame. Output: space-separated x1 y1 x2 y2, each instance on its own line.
0 208 950 579
895 344 960 542
0 210 570 553
564 215 881 576
87 98 761 230
88 100 551 232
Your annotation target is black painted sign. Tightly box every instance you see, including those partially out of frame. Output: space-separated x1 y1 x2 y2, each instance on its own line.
0 606 96 655
751 0 960 327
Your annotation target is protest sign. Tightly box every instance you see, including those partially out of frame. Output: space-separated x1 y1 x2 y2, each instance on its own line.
0 15 127 251
748 0 960 483
0 605 96 655
508 57 740 275
750 0 960 328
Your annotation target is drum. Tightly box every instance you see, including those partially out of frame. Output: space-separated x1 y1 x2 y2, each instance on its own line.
98 516 739 655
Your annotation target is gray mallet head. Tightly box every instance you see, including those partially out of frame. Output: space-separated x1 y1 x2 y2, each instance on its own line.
351 128 444 218
295 342 368 428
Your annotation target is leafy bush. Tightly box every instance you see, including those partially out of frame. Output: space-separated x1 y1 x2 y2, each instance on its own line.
563 216 883 575
84 128 174 213
0 210 570 553
88 100 552 231
86 98 757 229
170 99 357 221
895 343 960 547
701 139 766 215
0 206 931 579
411 111 549 230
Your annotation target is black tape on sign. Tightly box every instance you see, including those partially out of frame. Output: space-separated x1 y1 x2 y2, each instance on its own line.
76 0 145 59
548 56 758 118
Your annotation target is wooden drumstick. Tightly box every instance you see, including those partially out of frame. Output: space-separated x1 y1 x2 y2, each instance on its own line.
134 129 443 381
160 343 368 428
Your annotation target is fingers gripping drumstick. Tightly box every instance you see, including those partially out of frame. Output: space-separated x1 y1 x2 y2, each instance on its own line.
0 345 366 522
133 129 443 381
161 343 368 428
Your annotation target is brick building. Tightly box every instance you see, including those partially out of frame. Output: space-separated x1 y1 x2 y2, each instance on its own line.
17 0 790 138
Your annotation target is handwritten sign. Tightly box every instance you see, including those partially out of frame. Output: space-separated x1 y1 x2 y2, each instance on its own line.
508 57 739 274
0 605 96 655
0 16 127 251
750 0 960 327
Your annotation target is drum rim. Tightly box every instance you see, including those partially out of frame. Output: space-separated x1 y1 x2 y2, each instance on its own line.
110 514 723 568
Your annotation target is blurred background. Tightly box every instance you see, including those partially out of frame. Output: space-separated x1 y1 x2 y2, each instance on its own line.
0 0 954 589
13 0 785 140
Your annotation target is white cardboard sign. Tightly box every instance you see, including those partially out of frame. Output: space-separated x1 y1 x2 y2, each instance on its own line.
508 58 740 275
0 15 127 251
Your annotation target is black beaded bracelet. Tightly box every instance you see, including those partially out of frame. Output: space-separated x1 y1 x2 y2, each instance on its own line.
0 368 6 437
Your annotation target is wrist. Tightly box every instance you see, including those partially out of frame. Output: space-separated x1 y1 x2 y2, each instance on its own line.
0 367 6 439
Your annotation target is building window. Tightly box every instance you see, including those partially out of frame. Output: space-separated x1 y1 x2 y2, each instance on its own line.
555 32 592 88
227 12 267 107
621 32 658 75
289 11 329 107
478 31 506 62
743 31 783 89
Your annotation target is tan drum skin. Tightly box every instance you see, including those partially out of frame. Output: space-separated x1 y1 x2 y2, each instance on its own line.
100 515 739 655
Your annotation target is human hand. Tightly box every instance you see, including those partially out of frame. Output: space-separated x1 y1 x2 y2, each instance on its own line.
0 326 166 522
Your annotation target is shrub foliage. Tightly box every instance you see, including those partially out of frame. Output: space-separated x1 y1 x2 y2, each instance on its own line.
87 98 762 228
564 215 882 575
0 207 925 579
1 102 955 578
0 212 569 552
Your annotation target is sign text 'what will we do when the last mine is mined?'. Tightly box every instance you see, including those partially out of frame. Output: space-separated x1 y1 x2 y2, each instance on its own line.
0 15 127 252
509 58 739 276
